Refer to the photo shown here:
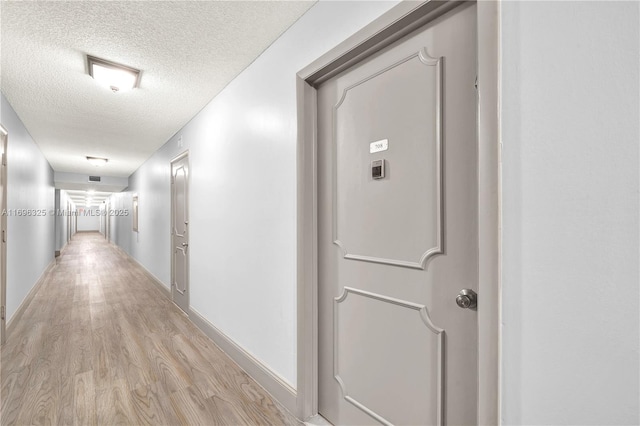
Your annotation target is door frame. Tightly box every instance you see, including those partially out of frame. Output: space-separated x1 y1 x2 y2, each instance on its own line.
170 150 190 313
295 0 501 422
106 199 110 242
0 125 7 345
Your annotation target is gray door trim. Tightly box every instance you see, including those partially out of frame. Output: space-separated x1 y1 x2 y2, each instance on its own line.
295 0 501 422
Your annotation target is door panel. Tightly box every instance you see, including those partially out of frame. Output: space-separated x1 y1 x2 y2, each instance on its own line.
174 165 187 236
171 153 189 313
318 4 478 425
334 287 444 425
334 47 442 269
174 247 187 294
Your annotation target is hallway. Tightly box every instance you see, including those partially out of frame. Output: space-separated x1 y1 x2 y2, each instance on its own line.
0 233 299 425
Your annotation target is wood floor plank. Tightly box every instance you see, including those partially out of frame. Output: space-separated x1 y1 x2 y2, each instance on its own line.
91 326 113 390
130 380 180 426
140 332 193 395
4 321 47 368
55 367 75 425
0 232 300 426
73 370 96 426
117 315 156 391
170 384 222 425
66 320 93 377
96 379 135 425
14 357 57 425
0 364 33 425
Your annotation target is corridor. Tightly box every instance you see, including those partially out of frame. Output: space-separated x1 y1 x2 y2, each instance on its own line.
0 233 299 425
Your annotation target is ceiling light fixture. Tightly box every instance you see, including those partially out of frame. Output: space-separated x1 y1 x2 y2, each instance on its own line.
86 156 108 167
87 55 141 93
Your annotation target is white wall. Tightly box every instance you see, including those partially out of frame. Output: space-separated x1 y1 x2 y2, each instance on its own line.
1 93 55 321
76 207 100 232
501 2 639 424
114 0 399 387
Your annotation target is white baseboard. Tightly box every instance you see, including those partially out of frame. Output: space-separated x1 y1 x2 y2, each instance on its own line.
6 258 56 336
305 414 333 426
189 308 298 416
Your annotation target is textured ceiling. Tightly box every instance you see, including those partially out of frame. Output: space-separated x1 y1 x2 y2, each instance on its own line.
0 0 315 178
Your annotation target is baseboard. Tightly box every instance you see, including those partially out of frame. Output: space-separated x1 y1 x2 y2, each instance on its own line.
6 258 56 336
305 414 333 426
189 307 298 415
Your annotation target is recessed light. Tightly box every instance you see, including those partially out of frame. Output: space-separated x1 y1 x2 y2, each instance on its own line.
87 55 141 93
87 156 108 167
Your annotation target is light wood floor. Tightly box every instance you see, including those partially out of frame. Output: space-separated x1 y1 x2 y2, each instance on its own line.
0 232 300 426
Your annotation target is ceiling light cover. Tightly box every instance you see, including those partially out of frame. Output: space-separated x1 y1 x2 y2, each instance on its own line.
87 156 108 167
87 55 140 92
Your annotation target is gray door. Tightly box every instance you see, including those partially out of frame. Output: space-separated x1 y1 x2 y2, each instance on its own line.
171 152 189 313
317 4 478 425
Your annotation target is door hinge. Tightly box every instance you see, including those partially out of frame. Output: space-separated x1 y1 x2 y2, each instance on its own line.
1 306 5 321
2 153 6 166
475 75 478 90
2 229 5 243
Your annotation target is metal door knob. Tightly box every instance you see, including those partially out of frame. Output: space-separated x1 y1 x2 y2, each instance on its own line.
182 242 188 247
456 289 477 309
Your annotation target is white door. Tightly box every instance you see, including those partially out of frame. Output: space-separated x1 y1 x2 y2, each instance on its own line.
171 152 189 313
317 4 478 425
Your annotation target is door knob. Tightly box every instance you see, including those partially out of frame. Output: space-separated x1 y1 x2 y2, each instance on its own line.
456 289 477 309
182 242 188 247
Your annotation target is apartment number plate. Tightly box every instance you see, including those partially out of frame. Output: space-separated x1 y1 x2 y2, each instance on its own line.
370 139 389 154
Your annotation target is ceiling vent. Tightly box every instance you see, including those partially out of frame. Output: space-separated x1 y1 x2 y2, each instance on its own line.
89 176 101 182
